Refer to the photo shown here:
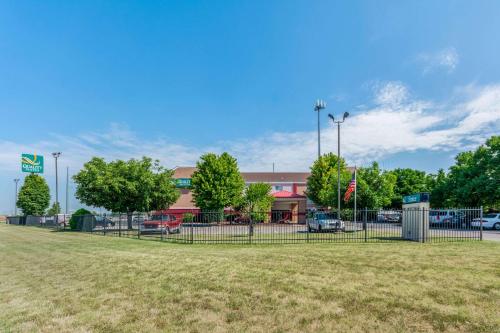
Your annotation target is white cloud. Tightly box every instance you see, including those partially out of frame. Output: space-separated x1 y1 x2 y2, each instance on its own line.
373 81 409 105
0 82 498 177
417 47 459 74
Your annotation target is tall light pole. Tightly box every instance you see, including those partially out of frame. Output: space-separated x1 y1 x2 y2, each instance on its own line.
314 100 326 159
52 152 62 211
14 178 20 216
65 166 69 214
328 112 349 221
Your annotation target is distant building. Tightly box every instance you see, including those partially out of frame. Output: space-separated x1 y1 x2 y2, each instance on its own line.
168 167 311 223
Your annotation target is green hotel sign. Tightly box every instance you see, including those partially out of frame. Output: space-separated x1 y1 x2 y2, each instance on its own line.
21 153 44 173
175 178 191 188
403 192 430 204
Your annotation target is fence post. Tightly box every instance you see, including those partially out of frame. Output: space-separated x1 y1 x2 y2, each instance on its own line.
190 215 194 244
103 213 107 236
479 206 483 241
118 213 121 237
363 207 367 243
248 214 253 245
421 207 425 243
161 219 164 242
306 218 310 243
137 213 141 239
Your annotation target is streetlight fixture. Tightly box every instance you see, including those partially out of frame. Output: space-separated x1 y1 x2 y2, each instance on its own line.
314 99 327 159
14 178 20 216
328 112 349 221
52 152 62 211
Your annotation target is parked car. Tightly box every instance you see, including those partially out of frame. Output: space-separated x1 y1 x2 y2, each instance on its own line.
377 210 402 223
133 215 147 224
232 216 250 224
94 216 115 228
471 213 500 230
140 214 182 234
429 210 465 227
307 212 345 232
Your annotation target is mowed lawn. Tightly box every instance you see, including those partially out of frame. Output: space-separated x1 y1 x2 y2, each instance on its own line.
0 224 499 333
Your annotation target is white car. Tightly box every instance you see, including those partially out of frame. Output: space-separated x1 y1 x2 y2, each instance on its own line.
307 212 345 232
429 210 464 226
471 213 500 230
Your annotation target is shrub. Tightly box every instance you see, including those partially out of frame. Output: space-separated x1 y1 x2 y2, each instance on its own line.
69 208 92 230
182 212 195 223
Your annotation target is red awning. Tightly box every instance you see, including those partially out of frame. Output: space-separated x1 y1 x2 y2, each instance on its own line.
272 190 305 199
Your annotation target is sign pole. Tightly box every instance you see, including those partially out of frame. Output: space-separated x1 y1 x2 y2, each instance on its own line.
354 166 357 225
14 179 20 216
65 166 69 215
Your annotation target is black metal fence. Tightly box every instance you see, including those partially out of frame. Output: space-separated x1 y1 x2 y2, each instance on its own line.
6 215 69 228
7 208 484 244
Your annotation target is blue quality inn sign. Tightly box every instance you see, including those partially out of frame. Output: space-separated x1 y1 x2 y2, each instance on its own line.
21 153 44 173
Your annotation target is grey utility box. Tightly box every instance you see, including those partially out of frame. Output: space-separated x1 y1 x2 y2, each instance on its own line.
402 193 430 242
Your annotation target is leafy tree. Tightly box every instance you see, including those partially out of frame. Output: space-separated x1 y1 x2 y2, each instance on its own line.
16 174 50 216
444 136 499 208
427 169 451 208
241 183 275 222
191 153 245 215
353 162 396 208
306 153 352 209
73 157 180 228
389 168 430 208
47 201 61 216
69 208 92 230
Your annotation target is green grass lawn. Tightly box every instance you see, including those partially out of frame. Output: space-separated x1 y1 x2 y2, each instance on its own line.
0 224 498 333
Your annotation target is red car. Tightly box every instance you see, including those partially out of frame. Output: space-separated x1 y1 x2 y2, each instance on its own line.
140 214 182 234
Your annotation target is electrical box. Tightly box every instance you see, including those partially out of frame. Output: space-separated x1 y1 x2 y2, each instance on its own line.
402 200 429 242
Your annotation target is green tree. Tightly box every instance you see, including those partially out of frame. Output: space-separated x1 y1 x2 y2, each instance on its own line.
389 168 430 208
354 162 396 208
73 157 180 229
191 152 245 215
242 183 275 222
47 201 61 216
306 153 352 209
445 136 499 208
16 174 50 216
427 169 451 208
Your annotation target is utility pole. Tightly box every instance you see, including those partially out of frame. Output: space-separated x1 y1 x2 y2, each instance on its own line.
328 112 350 221
14 178 20 215
52 152 62 210
65 166 69 214
314 100 326 159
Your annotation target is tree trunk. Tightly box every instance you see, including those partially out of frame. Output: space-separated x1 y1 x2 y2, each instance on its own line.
127 212 133 230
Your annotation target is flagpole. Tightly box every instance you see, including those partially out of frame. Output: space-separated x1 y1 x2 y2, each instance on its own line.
354 166 357 224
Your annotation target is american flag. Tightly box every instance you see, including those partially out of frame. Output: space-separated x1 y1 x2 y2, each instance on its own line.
344 172 356 203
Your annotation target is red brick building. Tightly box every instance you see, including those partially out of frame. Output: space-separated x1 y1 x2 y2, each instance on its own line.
169 167 312 223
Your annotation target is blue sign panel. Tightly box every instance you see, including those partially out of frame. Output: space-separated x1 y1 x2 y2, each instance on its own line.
403 192 429 204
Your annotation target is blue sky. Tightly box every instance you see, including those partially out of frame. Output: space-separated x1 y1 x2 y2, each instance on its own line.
1 1 499 214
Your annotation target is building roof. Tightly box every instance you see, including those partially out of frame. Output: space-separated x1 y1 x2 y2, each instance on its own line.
173 167 311 183
173 166 355 183
242 172 310 183
172 167 197 178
